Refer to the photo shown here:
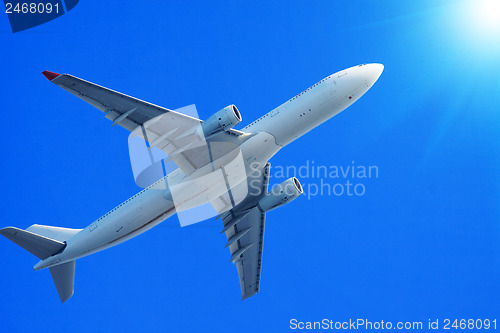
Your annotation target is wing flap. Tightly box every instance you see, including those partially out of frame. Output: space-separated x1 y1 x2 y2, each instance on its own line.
220 163 270 299
224 207 266 298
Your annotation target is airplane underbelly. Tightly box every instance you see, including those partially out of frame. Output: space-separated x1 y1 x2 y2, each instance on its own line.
259 82 338 146
62 188 175 261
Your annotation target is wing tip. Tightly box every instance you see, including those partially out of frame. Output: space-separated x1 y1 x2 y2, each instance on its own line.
42 71 61 81
241 291 258 300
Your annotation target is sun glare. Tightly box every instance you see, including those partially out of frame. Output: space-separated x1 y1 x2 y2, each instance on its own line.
453 0 500 54
470 0 500 35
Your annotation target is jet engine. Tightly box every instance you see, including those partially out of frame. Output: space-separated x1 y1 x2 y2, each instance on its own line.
258 177 303 212
201 105 242 138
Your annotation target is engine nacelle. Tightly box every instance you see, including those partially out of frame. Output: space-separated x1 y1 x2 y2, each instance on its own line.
201 104 242 138
258 177 303 212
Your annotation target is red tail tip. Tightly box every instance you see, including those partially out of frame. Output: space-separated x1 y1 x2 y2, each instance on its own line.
42 71 61 81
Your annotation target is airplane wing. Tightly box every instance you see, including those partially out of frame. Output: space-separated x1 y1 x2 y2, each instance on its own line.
218 163 270 299
42 71 249 175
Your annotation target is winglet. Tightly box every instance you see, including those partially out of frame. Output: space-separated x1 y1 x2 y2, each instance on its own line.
42 71 61 81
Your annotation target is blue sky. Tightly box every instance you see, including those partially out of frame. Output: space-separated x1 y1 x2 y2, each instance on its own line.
1 1 498 332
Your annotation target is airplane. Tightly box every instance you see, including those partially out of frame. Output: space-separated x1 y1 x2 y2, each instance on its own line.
0 63 383 302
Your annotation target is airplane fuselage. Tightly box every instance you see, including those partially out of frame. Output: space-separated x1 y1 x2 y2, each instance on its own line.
34 64 383 270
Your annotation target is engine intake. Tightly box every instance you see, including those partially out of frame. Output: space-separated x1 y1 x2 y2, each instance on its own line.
258 177 303 212
201 104 242 138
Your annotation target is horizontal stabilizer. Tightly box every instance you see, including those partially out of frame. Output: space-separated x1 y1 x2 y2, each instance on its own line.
49 261 75 303
26 224 82 243
0 227 65 260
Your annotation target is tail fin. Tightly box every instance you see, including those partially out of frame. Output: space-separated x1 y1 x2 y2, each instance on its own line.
0 225 81 303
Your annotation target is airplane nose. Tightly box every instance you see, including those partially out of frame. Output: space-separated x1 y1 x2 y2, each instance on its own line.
363 63 384 87
333 63 384 104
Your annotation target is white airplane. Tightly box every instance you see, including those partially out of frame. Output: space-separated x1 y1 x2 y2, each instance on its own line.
1 64 383 302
